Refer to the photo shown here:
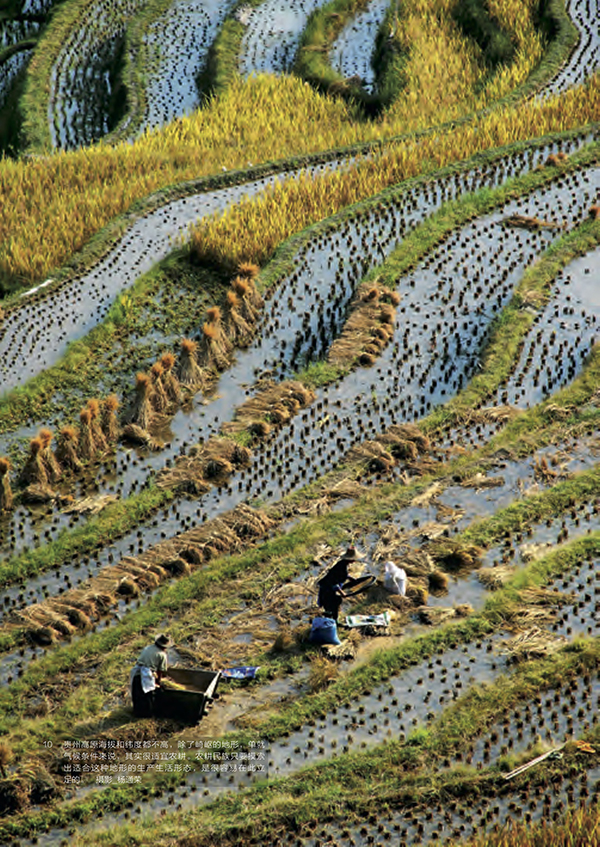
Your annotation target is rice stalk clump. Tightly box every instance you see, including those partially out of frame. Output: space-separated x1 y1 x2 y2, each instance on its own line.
56 426 82 472
177 338 205 388
204 437 253 469
149 362 169 413
101 394 120 442
308 656 339 692
121 424 163 451
237 261 260 280
206 305 222 324
224 290 254 346
247 420 271 438
86 399 108 453
329 281 398 368
231 276 261 323
19 437 48 486
78 408 96 461
38 428 61 482
0 458 13 511
159 352 182 404
127 373 154 429
362 287 379 302
199 321 233 371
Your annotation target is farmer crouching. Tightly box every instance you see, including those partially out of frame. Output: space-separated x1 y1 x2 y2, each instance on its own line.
130 633 171 717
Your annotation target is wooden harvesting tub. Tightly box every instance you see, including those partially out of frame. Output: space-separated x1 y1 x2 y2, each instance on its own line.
155 668 222 724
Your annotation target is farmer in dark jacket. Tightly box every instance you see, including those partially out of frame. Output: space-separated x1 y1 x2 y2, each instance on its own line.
317 546 365 621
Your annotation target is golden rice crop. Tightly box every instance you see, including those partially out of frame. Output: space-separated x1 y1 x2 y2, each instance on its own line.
0 0 564 291
191 72 600 269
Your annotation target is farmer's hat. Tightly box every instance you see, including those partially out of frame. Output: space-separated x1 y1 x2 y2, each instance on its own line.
155 633 172 648
342 545 365 561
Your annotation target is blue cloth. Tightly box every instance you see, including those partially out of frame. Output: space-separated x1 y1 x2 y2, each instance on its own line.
309 616 341 646
222 666 260 679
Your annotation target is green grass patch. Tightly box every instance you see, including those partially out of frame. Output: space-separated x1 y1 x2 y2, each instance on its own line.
293 0 386 113
195 0 265 101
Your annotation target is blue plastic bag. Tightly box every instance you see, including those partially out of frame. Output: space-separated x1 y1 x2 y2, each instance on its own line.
308 616 341 646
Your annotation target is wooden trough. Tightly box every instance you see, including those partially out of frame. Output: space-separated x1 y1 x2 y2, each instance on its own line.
155 669 221 724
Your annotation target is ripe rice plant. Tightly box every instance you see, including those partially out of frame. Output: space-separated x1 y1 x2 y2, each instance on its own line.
0 0 584 296
190 72 600 270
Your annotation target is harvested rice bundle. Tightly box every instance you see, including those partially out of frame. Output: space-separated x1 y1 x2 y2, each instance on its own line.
384 290 401 306
206 305 222 324
127 373 154 429
121 424 163 451
204 436 252 468
500 627 566 663
26 626 55 646
101 395 120 442
58 594 96 617
203 456 234 479
116 577 139 597
177 338 205 388
19 437 48 486
44 611 76 638
237 260 259 280
91 592 115 613
417 606 456 626
382 423 430 454
238 270 263 309
329 281 397 367
149 362 169 413
231 276 261 323
179 545 204 565
199 321 233 371
347 440 395 474
135 570 161 591
38 428 61 482
87 399 108 452
148 563 168 581
430 539 483 571
400 550 435 579
78 408 96 460
0 458 13 511
247 421 271 438
21 483 55 503
232 443 253 467
545 153 564 166
224 503 274 539
269 404 291 425
159 352 182 404
56 426 82 472
161 557 191 577
360 286 379 302
478 565 514 589
52 602 92 631
198 519 240 553
428 570 449 593
224 291 254 346
288 383 315 407
224 380 313 435
377 424 431 462
379 304 395 324
155 461 211 494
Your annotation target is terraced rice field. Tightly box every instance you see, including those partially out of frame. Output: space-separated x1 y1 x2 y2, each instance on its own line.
0 0 599 845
